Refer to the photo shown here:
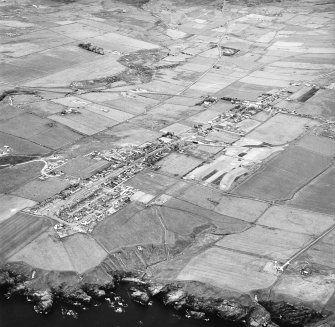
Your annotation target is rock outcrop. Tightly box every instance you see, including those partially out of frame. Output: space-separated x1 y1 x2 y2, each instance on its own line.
151 282 279 327
128 286 151 305
0 262 331 327
31 290 54 314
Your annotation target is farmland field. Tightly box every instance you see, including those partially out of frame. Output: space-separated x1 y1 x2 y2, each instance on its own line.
0 0 335 324
9 231 75 271
63 233 108 273
92 203 164 252
290 166 335 215
177 247 277 292
12 177 70 202
0 161 44 193
233 146 331 201
158 153 203 177
126 171 177 195
247 114 318 145
0 212 53 260
0 132 50 155
0 195 36 223
257 205 335 236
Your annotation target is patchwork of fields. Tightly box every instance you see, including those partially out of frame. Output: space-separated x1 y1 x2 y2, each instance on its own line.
0 0 335 323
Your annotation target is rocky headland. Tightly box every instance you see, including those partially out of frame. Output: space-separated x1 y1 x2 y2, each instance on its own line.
0 260 333 327
1 0 335 326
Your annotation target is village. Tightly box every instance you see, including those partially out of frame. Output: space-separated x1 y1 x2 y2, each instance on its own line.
0 0 334 326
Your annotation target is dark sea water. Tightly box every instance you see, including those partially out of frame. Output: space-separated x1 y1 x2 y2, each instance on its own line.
0 285 240 327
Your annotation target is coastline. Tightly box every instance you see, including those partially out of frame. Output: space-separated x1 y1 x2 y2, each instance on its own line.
1 260 333 327
1 0 335 326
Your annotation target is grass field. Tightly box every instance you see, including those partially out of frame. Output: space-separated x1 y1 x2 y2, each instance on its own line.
0 131 50 155
176 183 222 211
63 233 107 273
233 146 331 201
290 166 335 215
159 205 210 236
0 111 82 150
84 32 160 53
9 230 75 271
0 160 44 193
214 195 268 222
23 100 66 118
49 108 118 136
9 229 108 273
0 103 21 121
126 171 177 195
158 153 203 177
178 247 277 292
176 183 268 222
296 89 335 120
216 225 311 261
306 242 335 269
0 195 36 223
24 55 125 88
52 96 134 122
0 113 51 138
130 103 201 130
272 274 335 308
162 197 249 233
99 96 159 115
0 212 53 260
61 156 110 179
257 205 335 236
247 113 318 145
57 136 116 159
29 123 82 150
98 122 161 146
93 203 164 252
186 144 224 160
295 135 335 157
12 177 70 202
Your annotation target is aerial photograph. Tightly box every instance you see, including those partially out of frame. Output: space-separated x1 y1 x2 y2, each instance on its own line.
0 0 334 326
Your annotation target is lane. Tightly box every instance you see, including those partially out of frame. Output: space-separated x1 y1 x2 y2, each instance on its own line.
279 222 335 271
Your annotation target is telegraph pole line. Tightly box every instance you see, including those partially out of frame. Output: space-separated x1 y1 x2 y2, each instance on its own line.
278 223 335 271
